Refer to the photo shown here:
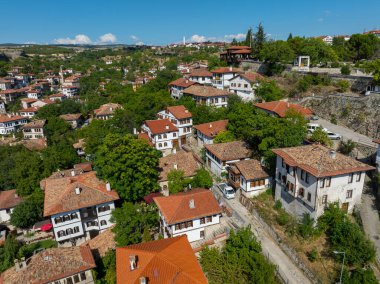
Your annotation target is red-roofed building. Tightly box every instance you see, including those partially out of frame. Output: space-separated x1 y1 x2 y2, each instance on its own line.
189 68 213 85
116 236 208 284
62 85 79 97
19 107 39 118
157 105 192 145
220 46 253 64
154 189 222 242
168 78 197 100
193 119 228 146
255 100 313 118
0 115 28 135
364 30 380 38
229 72 264 101
141 119 179 155
211 67 242 89
26 89 42 99
0 190 23 223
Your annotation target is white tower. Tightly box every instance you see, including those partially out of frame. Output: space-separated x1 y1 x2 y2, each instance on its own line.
183 36 186 46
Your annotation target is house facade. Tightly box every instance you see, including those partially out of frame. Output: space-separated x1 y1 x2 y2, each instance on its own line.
43 171 119 244
227 159 271 197
193 119 228 146
94 103 122 120
205 140 252 176
272 145 375 219
157 105 192 146
62 86 79 97
0 189 23 223
60 113 83 129
168 77 197 100
0 115 28 135
228 73 264 101
189 68 213 85
211 67 241 89
154 189 222 242
26 89 42 99
183 85 231 108
22 119 45 139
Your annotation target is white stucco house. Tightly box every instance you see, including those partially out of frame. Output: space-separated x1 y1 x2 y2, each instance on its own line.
154 189 222 242
157 105 192 146
183 85 231 108
62 86 79 97
211 67 241 89
141 119 179 156
227 159 271 197
21 119 46 139
26 89 42 99
205 140 252 176
42 171 119 245
189 68 213 85
168 78 197 100
0 115 28 135
193 119 228 146
228 72 264 101
272 144 375 220
0 189 23 223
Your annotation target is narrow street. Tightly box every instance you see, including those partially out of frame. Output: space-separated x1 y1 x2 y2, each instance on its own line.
213 187 312 284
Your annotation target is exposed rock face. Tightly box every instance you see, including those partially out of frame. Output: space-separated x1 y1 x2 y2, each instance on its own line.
302 94 380 139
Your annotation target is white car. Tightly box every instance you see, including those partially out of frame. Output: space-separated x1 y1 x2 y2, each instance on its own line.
307 123 320 134
326 131 342 140
217 183 235 199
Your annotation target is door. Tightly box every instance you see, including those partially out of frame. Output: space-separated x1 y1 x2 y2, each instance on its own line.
341 202 349 213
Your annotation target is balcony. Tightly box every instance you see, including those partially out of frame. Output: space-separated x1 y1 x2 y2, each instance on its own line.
80 209 97 220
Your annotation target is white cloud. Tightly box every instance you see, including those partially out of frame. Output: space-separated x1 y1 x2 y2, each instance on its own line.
99 33 117 43
224 33 245 40
130 35 139 41
190 34 207 43
135 41 144 46
54 34 92 44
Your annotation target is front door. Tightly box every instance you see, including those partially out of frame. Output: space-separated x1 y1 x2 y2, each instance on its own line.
341 202 349 213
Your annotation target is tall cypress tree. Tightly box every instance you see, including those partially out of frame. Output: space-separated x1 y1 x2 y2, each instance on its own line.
254 23 266 57
245 27 253 47
287 33 293 41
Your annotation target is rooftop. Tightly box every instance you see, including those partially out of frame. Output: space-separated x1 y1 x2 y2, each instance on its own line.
0 246 96 284
0 189 22 210
153 188 221 224
116 236 207 284
232 159 269 180
233 72 264 83
94 103 122 117
43 171 119 216
189 68 213 77
272 144 375 178
255 101 313 118
0 115 26 123
144 119 178 135
183 85 231 98
59 113 82 121
168 77 197 88
211 67 242 74
205 140 252 161
22 119 46 129
159 151 199 182
81 227 115 258
165 105 192 119
193 119 228 138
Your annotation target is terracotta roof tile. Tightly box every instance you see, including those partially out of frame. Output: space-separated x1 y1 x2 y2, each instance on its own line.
239 72 264 83
22 138 47 151
94 103 122 117
116 236 208 284
0 115 26 123
166 105 192 119
43 171 120 216
233 159 269 180
255 101 313 118
211 67 242 74
144 119 178 135
19 107 39 113
138 132 154 146
159 151 199 181
272 144 375 178
81 227 115 258
21 119 45 129
74 162 92 172
154 188 221 224
227 46 251 50
0 190 22 210
1 246 96 284
193 120 228 138
59 113 82 121
189 68 213 77
205 141 252 161
168 78 197 88
183 85 231 98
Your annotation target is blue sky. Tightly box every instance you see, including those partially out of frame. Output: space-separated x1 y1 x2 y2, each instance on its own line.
1 0 379 45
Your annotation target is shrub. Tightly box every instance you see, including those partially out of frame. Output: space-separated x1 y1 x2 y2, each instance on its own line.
330 115 337 124
298 213 319 239
308 249 318 262
341 65 351 75
276 211 290 226
274 200 282 210
336 80 350 92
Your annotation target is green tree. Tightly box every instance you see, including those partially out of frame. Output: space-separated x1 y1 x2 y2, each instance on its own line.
95 134 161 201
365 59 380 85
287 33 293 41
309 127 333 147
111 202 158 247
255 80 284 102
213 130 236 144
167 169 190 194
253 23 266 58
0 235 20 272
260 41 295 64
245 28 253 47
10 191 44 229
191 168 213 189
44 117 72 145
339 139 356 155
340 65 351 75
103 250 116 284
348 34 380 61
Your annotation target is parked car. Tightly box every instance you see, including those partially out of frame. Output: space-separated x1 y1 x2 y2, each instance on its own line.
307 123 320 134
326 131 342 140
217 183 235 199
310 115 319 121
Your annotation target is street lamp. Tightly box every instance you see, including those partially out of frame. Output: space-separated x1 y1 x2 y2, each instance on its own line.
333 250 346 284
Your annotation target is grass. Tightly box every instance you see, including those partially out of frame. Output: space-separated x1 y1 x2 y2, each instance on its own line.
251 190 339 283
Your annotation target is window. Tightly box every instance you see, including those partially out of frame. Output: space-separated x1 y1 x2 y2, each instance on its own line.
348 173 353 183
186 221 193 228
57 230 65 237
307 193 311 202
71 213 78 219
305 173 309 184
298 187 304 198
73 275 80 283
322 195 328 204
164 142 168 147
222 97 226 102
286 165 290 174
80 272 87 281
175 224 180 230
244 84 248 88
346 190 353 198
173 133 177 137
158 143 162 148
206 216 212 223
200 230 205 238
100 220 107 226
73 226 79 233
6 209 10 214
66 228 73 235
282 159 285 168
319 178 325 188
66 277 73 284
277 172 281 181
356 172 361 182
301 170 305 180
158 134 162 139
200 217 205 224
163 134 167 139
326 177 331 187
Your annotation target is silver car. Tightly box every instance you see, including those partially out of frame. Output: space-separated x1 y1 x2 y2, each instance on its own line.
217 183 235 199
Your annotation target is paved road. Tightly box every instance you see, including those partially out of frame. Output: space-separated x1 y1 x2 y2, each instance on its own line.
315 118 377 148
213 187 312 284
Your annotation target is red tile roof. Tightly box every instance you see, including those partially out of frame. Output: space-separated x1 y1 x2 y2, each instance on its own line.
138 132 154 146
116 236 208 284
183 85 231 98
19 107 39 113
159 151 199 181
22 120 45 129
211 67 242 74
166 105 192 119
231 49 252 54
21 98 38 103
255 101 313 118
205 140 252 161
168 78 197 88
0 115 26 123
189 68 213 77
0 246 96 284
193 119 228 138
154 188 221 224
272 144 375 178
94 103 121 117
227 45 251 50
0 190 22 210
232 159 269 180
81 228 115 258
43 171 120 216
239 72 265 83
144 119 178 135
59 113 82 121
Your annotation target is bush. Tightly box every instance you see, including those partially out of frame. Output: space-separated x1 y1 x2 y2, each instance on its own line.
330 115 337 124
336 80 350 92
341 65 351 75
298 213 318 239
276 211 290 226
308 249 318 262
273 200 282 211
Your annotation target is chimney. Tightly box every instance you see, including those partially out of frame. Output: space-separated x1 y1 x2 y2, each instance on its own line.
75 186 81 195
165 125 169 130
71 170 75 177
139 277 147 284
110 107 113 111
329 150 336 159
173 163 178 170
129 255 137 271
189 199 195 209
287 102 290 108
106 182 111 191
209 124 212 128
14 193 18 198
186 80 189 83
229 66 232 71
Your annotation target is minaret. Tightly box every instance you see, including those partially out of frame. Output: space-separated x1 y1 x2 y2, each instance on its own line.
183 36 186 46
